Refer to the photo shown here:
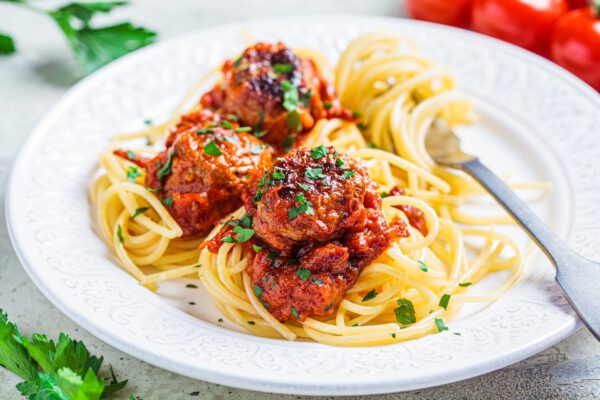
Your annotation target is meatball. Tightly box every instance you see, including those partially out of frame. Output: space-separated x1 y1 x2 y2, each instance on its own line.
241 146 409 322
202 42 353 152
145 118 273 238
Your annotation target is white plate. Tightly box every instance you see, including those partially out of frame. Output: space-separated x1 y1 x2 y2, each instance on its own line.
6 16 600 396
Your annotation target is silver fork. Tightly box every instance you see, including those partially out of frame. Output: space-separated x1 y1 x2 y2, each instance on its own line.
425 121 600 341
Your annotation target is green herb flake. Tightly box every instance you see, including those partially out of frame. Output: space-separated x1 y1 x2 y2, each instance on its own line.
126 166 141 183
253 285 263 298
335 157 345 166
220 120 233 129
221 235 236 243
273 63 293 73
323 101 332 110
299 89 312 108
131 207 150 219
252 244 263 252
272 167 285 180
185 284 198 289
340 170 356 179
234 126 251 133
361 289 378 302
223 135 240 144
311 145 329 160
117 224 124 244
458 282 472 287
232 55 243 68
305 167 326 180
296 268 310 281
196 128 214 134
247 321 255 325
288 194 315 220
324 304 333 311
453 332 462 336
232 226 255 243
352 111 363 118
394 298 416 325
162 197 173 207
126 150 137 160
157 150 174 179
287 110 302 131
298 182 311 191
418 260 428 272
311 277 324 285
250 145 263 155
439 294 451 310
435 318 448 332
380 192 390 198
290 306 300 319
204 141 222 156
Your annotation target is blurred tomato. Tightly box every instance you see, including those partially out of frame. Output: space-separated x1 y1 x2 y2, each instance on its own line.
551 6 600 90
568 0 589 8
406 0 473 27
472 0 568 55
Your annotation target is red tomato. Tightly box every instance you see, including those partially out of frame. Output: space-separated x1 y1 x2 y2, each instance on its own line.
472 0 569 55
568 0 590 8
406 0 474 27
551 6 600 90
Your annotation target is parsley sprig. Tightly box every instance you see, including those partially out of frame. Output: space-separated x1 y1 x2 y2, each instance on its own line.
0 309 129 399
1 1 157 75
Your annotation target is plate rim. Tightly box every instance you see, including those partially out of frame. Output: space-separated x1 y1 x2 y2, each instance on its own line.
6 14 596 395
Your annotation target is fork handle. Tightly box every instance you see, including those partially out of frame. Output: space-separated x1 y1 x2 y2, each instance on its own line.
460 158 575 268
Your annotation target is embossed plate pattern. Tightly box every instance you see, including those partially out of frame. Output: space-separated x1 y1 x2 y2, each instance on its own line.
6 16 600 395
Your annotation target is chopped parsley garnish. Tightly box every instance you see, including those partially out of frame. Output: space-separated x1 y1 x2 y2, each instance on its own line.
283 134 296 152
220 120 233 129
288 194 315 220
247 321 255 325
280 80 302 131
218 318 224 323
298 182 311 191
272 167 285 180
117 224 124 244
439 294 451 310
162 196 173 207
253 285 263 297
252 190 263 203
197 128 214 134
391 333 397 338
258 171 268 187
185 284 198 289
394 298 416 325
340 170 356 179
250 145 263 155
324 304 333 311
273 63 293 73
299 89 312 108
380 192 390 198
234 126 251 133
352 111 363 118
232 55 243 68
453 332 462 336
335 157 345 166
296 268 310 281
126 166 141 183
305 167 326 180
290 306 300 319
367 143 378 149
144 118 153 126
435 318 448 332
221 235 235 243
418 260 428 272
252 244 263 252
458 282 472 287
287 110 301 131
126 150 137 160
189 302 196 305
144 186 161 193
156 150 174 179
232 226 254 242
361 289 378 302
193 264 202 269
311 145 329 160
131 207 150 219
323 101 332 110
204 141 222 156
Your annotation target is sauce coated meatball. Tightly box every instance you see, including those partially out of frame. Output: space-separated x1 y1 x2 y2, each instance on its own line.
144 114 273 237
202 42 352 152
239 147 408 322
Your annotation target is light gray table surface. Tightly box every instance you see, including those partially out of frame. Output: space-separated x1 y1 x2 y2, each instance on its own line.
1 1 599 399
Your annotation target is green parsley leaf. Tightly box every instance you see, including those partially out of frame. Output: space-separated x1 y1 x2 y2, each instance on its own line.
361 289 378 302
143 118 153 126
126 166 141 183
281 80 298 111
220 120 233 129
252 190 263 203
453 332 462 336
311 277 324 285
197 128 214 134
0 32 16 55
234 126 251 133
418 260 428 272
458 282 472 287
311 145 328 160
144 186 161 193
290 306 300 319
439 294 451 310
156 150 174 179
252 244 263 252
131 207 149 219
352 111 363 118
204 141 222 156
117 224 124 244
49 2 157 75
223 135 240 144
299 89 312 108
126 150 137 160
288 194 315 220
287 110 302 131
324 304 333 311
0 311 37 380
232 54 243 68
162 197 173 207
296 268 310 281
239 213 252 228
221 235 235 243
253 285 263 297
391 333 397 338
435 318 448 332
250 145 263 155
367 143 378 149
185 284 198 289
340 170 356 179
272 167 285 180
323 101 332 110
394 298 416 325
247 321 255 325
298 182 311 191
273 63 293 73
380 191 389 198
305 167 326 180
335 157 345 166
232 226 255 243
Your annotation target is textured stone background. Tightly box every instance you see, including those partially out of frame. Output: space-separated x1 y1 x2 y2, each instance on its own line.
1 1 599 399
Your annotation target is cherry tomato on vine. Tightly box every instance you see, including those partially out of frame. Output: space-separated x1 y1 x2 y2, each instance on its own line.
471 0 569 55
406 0 474 28
551 3 600 90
